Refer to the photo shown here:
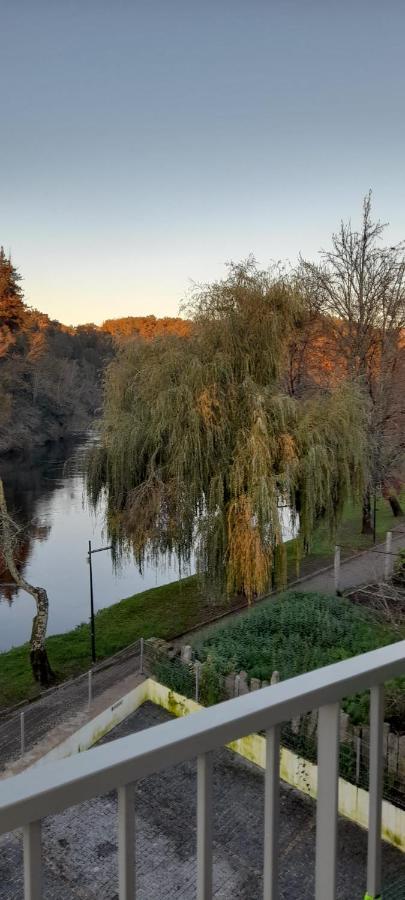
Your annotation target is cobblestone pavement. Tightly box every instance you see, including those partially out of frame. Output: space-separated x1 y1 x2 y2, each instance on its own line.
1 702 405 898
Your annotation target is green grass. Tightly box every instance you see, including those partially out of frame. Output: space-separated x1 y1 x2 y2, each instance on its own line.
192 590 405 725
1 493 403 711
0 575 227 709
285 492 405 579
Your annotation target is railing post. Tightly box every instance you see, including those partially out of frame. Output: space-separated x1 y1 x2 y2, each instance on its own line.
197 752 213 900
263 726 280 900
23 820 42 900
365 685 384 900
139 638 144 675
384 531 392 581
118 784 135 899
334 545 341 595
234 674 240 697
20 711 25 756
315 702 340 900
88 670 92 709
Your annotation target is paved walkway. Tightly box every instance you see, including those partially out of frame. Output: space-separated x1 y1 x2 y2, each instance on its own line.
0 648 143 776
294 526 405 596
1 702 405 899
179 526 405 645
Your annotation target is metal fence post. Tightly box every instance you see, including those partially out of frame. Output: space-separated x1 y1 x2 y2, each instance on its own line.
356 735 361 785
140 638 144 675
195 661 201 703
20 711 25 757
334 545 341 595
88 670 92 709
384 531 393 581
234 674 240 697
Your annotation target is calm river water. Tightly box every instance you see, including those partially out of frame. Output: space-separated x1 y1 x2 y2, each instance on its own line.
0 436 296 654
0 437 185 653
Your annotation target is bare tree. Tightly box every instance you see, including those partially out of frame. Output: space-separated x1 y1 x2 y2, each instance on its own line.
0 478 54 686
299 193 405 532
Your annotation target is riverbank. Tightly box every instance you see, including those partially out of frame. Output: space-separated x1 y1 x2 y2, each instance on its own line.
1 495 403 710
0 576 240 708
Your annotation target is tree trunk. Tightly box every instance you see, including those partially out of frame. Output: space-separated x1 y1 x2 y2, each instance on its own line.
361 488 373 535
388 495 403 517
0 479 55 686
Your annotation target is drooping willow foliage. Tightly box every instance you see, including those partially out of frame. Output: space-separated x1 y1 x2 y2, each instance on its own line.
87 260 368 600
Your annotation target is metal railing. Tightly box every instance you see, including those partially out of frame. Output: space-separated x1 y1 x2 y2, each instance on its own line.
1 641 405 899
0 640 142 772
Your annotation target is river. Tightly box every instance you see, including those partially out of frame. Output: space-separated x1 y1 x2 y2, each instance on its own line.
0 436 297 654
0 436 185 653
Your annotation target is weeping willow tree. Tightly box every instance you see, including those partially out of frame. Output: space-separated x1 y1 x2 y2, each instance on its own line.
88 260 367 601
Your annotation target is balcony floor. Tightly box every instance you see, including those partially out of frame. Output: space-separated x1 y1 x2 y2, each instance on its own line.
1 701 405 898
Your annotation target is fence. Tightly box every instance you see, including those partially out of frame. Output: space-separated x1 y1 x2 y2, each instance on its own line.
143 640 405 813
333 529 405 594
0 639 143 773
2 628 405 817
2 641 405 900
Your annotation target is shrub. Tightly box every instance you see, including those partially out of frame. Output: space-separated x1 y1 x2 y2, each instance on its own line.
199 657 224 706
192 591 401 725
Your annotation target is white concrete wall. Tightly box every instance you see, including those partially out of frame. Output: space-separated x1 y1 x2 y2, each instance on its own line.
150 680 405 853
34 679 150 767
31 676 405 852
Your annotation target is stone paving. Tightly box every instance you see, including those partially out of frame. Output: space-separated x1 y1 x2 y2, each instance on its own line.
1 701 405 898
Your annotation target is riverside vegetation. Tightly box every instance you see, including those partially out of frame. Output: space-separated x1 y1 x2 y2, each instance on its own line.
2 196 405 690
0 247 189 456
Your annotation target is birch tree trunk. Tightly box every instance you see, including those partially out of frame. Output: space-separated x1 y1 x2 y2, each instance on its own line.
0 479 54 686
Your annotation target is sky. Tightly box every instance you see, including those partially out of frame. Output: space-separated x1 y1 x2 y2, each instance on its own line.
1 0 405 326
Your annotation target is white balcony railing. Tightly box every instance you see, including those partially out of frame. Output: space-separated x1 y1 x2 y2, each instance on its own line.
1 640 405 900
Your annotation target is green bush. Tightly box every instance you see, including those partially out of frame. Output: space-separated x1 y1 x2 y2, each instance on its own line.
151 653 195 700
199 657 224 706
193 591 402 726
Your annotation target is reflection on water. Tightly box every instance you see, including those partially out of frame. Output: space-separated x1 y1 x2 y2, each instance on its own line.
0 437 298 654
0 437 184 653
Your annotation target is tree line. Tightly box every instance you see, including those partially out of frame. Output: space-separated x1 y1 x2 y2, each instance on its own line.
89 195 405 605
2 195 405 686
0 248 190 456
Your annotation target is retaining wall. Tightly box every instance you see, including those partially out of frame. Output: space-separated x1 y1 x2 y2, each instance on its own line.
32 676 405 852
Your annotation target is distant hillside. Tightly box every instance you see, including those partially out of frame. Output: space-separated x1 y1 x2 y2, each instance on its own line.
0 248 192 455
0 305 114 455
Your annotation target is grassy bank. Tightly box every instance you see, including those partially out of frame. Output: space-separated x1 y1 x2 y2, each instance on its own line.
1 494 403 710
0 575 236 708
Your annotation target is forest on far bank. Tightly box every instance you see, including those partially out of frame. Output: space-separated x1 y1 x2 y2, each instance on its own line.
0 246 189 455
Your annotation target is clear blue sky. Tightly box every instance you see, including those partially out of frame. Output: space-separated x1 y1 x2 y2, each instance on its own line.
1 0 404 325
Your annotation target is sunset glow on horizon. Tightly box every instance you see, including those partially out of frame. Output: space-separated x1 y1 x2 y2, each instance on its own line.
1 0 405 325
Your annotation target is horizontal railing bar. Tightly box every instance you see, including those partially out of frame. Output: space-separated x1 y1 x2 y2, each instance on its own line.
1 641 405 834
